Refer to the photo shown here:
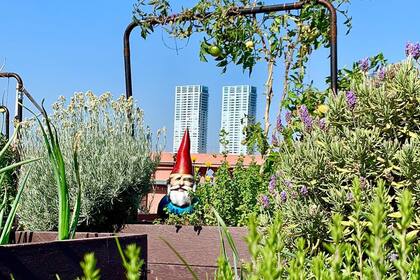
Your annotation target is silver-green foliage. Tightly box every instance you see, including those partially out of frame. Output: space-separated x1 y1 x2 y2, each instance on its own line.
18 92 160 232
264 58 420 245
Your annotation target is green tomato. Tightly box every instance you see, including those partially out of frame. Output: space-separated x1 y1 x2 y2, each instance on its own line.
208 45 222 57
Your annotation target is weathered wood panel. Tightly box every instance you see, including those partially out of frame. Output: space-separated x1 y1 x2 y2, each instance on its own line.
121 224 249 278
2 233 147 280
148 263 217 280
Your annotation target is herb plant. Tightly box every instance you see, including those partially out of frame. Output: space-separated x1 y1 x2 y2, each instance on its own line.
18 92 160 232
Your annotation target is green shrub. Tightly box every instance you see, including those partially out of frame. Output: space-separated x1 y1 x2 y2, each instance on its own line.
262 58 420 246
165 159 266 227
215 179 420 279
17 92 160 232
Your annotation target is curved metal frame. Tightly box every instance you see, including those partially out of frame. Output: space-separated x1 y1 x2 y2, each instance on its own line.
123 0 338 99
0 72 24 124
0 72 43 126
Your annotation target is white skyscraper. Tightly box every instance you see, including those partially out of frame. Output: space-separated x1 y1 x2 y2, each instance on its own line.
220 85 257 155
173 85 209 153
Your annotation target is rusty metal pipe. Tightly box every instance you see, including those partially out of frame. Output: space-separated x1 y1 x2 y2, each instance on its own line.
317 0 338 95
0 106 10 139
0 72 24 123
123 0 338 98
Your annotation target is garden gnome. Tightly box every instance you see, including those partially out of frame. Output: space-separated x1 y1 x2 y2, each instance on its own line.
157 128 197 218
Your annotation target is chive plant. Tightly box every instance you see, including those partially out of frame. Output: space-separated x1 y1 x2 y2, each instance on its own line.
28 104 81 240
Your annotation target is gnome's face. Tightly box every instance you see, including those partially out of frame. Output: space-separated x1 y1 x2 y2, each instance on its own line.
168 174 195 207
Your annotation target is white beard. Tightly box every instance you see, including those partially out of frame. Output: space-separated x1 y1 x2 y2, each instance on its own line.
169 190 191 207
167 183 195 207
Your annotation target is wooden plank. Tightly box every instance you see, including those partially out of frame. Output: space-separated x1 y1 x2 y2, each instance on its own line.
148 263 217 280
121 224 249 267
1 234 147 280
13 231 115 244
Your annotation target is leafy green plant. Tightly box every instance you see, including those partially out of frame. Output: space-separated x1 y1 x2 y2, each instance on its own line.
0 125 38 244
164 159 266 227
18 92 161 232
79 253 100 280
71 238 144 280
173 179 420 279
0 133 18 220
115 237 144 280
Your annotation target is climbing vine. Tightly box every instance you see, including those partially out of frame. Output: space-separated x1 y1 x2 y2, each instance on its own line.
133 0 351 152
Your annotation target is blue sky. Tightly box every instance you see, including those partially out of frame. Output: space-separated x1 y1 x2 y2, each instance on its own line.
1 0 419 152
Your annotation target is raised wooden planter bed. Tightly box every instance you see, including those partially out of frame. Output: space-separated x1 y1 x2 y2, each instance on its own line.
121 224 249 279
0 232 148 280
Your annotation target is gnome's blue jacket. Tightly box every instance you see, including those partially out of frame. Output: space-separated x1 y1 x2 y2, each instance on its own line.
157 195 197 217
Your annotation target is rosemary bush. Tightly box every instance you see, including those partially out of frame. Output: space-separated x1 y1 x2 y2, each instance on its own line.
17 92 160 232
262 58 420 247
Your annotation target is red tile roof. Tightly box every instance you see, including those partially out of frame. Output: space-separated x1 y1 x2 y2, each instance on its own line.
154 152 262 181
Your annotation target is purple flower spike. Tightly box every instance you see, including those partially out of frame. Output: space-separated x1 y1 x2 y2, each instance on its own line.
280 191 287 202
284 179 292 189
406 42 420 60
358 58 370 72
276 116 284 132
269 175 277 193
388 253 398 262
360 176 367 190
271 133 279 146
378 67 386 81
260 195 270 208
319 118 326 131
300 186 309 197
285 112 292 125
299 105 313 131
346 91 357 111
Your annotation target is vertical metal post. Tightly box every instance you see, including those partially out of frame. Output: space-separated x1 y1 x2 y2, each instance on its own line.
317 0 338 95
0 106 10 139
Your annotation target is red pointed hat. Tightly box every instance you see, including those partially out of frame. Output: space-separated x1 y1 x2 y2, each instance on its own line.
171 128 193 175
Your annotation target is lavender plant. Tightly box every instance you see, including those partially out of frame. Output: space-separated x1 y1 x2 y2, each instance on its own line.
17 92 161 232
262 56 420 246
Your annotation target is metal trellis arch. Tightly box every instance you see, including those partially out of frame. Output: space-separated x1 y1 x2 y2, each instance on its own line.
123 0 338 100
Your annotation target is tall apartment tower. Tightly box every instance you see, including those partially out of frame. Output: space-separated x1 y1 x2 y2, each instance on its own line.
173 85 209 153
219 85 257 155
